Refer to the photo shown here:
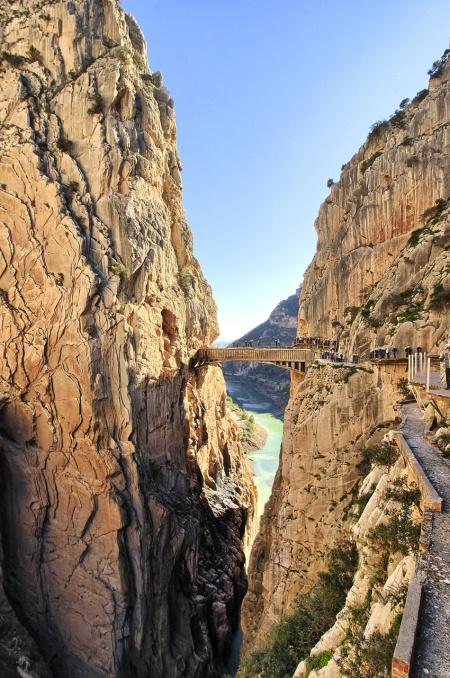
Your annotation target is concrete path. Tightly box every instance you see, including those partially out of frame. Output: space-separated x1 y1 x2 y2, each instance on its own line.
399 403 450 678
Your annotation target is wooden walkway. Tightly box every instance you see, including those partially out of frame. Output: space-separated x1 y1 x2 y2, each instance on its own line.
194 347 316 373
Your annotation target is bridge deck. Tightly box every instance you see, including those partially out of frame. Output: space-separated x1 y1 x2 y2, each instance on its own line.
195 347 317 373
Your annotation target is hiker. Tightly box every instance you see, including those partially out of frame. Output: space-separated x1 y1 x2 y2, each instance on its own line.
385 347 390 359
392 347 398 359
439 343 450 389
405 346 412 357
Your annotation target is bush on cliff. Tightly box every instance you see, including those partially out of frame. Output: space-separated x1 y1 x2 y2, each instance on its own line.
238 542 358 678
339 609 403 678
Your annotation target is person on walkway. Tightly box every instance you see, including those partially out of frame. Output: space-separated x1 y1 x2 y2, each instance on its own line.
439 343 450 389
392 346 398 359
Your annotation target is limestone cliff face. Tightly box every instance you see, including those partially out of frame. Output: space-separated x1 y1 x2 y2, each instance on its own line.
242 363 401 649
242 53 450 653
0 2 255 676
300 58 450 354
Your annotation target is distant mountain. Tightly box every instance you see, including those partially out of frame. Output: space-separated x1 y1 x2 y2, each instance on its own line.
223 290 300 408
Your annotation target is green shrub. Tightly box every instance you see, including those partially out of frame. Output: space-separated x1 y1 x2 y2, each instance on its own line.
358 442 399 475
1 51 27 67
116 47 131 64
345 306 360 323
306 650 333 675
422 197 450 224
368 507 420 557
430 282 450 309
133 50 146 71
57 137 74 153
88 92 104 115
368 120 389 142
339 613 403 678
361 151 383 173
111 262 131 278
102 36 117 49
390 109 406 129
243 414 256 438
412 89 429 105
384 477 420 506
28 46 42 63
238 542 358 678
407 225 434 247
400 136 414 147
353 487 376 520
327 178 334 188
178 267 194 293
428 49 449 79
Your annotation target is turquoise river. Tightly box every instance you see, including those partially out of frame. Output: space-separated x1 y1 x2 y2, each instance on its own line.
225 377 284 516
224 377 284 675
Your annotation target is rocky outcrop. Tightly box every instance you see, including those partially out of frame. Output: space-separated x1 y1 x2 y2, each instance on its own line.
299 57 450 354
0 1 255 676
242 363 402 649
224 291 299 409
242 50 450 661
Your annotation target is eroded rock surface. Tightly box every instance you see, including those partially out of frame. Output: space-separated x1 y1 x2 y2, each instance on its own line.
242 51 450 658
0 1 255 676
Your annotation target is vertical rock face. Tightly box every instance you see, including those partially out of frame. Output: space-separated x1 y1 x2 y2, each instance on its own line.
243 54 450 651
300 58 450 354
242 364 399 649
0 1 255 676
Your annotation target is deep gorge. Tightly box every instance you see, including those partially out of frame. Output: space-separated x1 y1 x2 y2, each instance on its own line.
1 1 450 677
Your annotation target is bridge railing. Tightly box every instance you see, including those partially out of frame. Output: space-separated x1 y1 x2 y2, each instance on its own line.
200 347 316 363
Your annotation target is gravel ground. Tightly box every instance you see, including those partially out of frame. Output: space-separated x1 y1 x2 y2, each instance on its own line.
399 403 450 678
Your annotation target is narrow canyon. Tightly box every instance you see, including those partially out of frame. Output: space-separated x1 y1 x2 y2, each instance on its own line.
0 2 449 678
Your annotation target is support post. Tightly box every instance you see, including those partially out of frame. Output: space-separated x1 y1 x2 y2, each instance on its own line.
408 355 411 382
426 357 431 392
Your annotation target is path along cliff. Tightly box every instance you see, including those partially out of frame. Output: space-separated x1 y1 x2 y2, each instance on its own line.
241 47 450 675
0 1 256 676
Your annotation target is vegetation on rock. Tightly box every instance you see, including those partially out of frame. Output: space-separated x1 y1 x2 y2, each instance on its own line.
238 542 358 678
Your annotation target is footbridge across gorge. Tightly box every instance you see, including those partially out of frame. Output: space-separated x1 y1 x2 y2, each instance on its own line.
193 347 317 374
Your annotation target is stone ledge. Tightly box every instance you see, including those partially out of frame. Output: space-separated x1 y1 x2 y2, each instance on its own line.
391 431 443 512
391 577 422 678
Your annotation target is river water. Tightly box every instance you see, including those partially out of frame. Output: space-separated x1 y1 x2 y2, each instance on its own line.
224 377 284 675
225 378 284 517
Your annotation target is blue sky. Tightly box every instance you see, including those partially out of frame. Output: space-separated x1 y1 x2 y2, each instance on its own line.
122 0 450 341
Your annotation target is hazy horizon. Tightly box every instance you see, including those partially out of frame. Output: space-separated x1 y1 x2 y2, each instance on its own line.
122 0 450 341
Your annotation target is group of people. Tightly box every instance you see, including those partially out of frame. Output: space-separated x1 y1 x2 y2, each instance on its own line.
440 342 450 389
294 336 338 349
369 346 400 360
320 350 345 362
369 346 428 360
231 339 283 348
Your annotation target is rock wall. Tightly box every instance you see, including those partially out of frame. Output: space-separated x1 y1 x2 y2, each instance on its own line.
0 1 255 676
300 57 450 355
242 52 450 655
242 363 400 649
